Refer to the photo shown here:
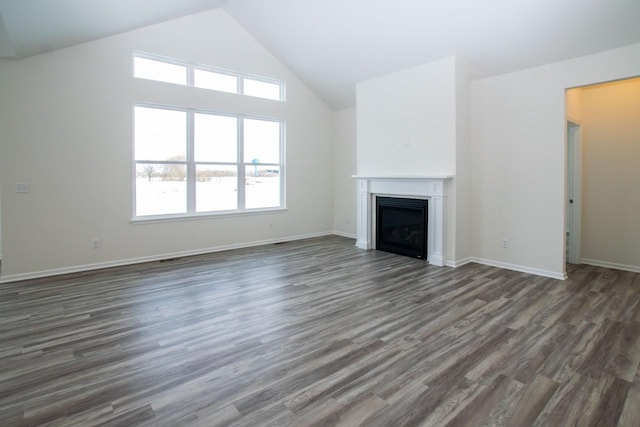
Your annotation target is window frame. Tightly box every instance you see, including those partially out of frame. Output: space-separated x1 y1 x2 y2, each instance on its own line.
133 51 286 102
133 54 188 86
132 103 286 222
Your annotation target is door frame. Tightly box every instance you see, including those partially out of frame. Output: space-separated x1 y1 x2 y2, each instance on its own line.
566 119 582 264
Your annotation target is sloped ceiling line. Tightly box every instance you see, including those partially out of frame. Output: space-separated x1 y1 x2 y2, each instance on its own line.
1 0 640 109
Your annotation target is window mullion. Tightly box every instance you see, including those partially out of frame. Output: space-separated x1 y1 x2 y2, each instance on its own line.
187 64 194 87
237 117 245 210
187 111 196 213
280 120 285 208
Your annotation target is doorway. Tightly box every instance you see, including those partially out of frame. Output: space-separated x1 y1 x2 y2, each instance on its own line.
565 76 640 274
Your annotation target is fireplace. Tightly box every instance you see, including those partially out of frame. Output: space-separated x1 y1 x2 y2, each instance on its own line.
352 175 452 266
376 197 428 260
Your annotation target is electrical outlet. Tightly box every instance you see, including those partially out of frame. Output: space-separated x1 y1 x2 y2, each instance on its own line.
15 183 30 193
268 222 273 229
501 239 509 248
92 238 100 249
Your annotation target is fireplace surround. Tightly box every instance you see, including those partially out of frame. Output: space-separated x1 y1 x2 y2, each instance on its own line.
352 175 452 266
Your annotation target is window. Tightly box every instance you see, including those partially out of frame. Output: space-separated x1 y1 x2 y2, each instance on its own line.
134 105 284 218
194 69 237 94
134 107 187 216
133 52 285 101
243 78 282 101
134 56 187 86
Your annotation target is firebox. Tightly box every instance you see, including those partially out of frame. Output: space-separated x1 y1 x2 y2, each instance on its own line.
376 197 428 260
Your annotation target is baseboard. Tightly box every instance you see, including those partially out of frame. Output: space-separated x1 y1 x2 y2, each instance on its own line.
581 258 640 273
0 236 576 284
446 257 473 268
0 231 334 284
470 257 567 280
355 239 369 250
332 230 357 239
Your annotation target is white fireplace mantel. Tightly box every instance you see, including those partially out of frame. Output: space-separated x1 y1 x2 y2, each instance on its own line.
352 175 453 266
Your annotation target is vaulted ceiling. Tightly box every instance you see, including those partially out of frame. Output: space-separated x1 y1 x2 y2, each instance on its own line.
2 0 640 109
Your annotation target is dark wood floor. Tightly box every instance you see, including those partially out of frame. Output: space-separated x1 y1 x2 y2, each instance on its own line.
1 236 640 426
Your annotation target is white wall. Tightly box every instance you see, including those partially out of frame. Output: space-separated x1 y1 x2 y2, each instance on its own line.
332 107 357 237
356 57 456 176
580 78 640 269
0 9 334 280
0 172 2 260
470 43 640 278
453 58 472 264
354 56 477 264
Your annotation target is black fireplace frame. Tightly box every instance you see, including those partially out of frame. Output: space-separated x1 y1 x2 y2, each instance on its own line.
376 196 428 260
